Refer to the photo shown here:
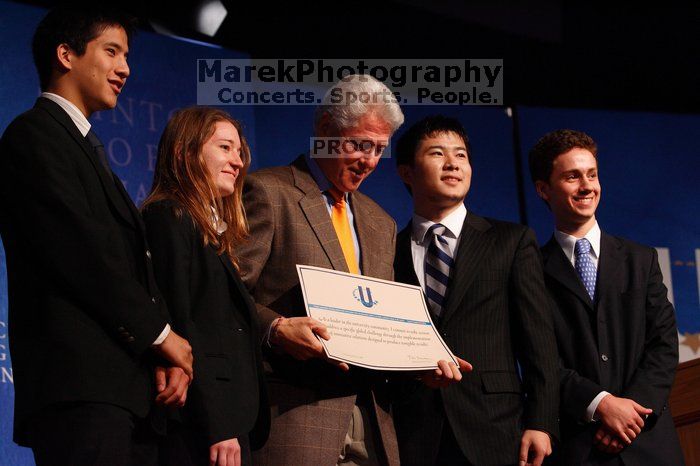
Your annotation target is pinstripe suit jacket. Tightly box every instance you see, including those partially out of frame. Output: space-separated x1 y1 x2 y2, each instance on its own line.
392 213 560 465
236 155 399 466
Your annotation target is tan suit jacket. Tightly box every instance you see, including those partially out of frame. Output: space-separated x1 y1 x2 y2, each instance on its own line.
237 155 399 466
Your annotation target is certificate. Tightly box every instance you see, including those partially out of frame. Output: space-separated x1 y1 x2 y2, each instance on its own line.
296 265 457 370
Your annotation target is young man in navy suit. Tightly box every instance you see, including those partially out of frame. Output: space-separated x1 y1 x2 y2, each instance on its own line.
0 7 192 465
529 129 684 465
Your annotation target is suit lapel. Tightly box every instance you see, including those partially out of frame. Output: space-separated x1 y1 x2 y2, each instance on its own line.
542 236 594 310
596 232 624 305
351 193 379 276
218 251 257 328
394 222 419 286
440 213 495 328
111 172 147 231
37 98 138 230
291 156 349 272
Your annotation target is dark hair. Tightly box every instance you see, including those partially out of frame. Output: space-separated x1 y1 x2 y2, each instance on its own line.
528 129 598 184
395 115 470 168
32 6 137 90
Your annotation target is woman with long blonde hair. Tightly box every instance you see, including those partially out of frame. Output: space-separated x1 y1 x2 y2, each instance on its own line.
143 107 268 466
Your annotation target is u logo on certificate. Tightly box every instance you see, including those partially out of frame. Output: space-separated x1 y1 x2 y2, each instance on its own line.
354 286 377 308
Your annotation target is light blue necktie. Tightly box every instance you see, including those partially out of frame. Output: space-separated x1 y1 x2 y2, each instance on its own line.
424 223 454 318
575 238 597 301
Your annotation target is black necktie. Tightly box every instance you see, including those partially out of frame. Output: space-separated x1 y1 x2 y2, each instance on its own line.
85 129 139 225
85 129 111 173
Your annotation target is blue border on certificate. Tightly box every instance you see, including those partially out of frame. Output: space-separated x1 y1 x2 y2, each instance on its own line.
297 264 457 370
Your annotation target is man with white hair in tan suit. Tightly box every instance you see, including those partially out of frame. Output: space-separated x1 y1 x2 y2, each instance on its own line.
237 75 469 466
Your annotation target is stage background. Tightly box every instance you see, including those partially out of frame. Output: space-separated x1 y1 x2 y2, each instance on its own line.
0 1 698 463
518 107 700 363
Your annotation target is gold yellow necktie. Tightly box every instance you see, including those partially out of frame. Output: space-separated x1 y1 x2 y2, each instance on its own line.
330 191 359 274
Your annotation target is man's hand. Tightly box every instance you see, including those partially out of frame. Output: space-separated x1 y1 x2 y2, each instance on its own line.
595 394 651 445
154 366 190 407
418 357 473 389
209 438 241 466
154 330 194 380
593 426 625 454
272 317 349 371
519 429 552 466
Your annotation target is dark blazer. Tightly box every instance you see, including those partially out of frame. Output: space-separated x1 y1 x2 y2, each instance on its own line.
236 155 400 466
0 98 169 446
542 232 684 465
392 212 560 466
143 200 269 451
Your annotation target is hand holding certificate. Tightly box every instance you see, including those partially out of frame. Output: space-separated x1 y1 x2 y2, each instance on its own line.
296 265 461 371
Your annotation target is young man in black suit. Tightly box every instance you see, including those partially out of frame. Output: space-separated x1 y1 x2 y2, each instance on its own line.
529 129 684 465
0 7 193 465
392 115 559 466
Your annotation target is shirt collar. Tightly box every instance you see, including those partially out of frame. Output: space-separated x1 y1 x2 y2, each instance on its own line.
304 152 349 203
411 203 467 244
210 205 227 235
41 92 91 137
554 221 601 261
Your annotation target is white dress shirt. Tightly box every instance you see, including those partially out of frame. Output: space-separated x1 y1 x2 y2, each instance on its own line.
554 221 608 421
553 221 601 270
41 92 91 136
410 203 467 291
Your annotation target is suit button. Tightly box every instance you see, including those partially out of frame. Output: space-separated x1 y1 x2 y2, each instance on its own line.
151 297 157 304
146 250 152 259
601 354 609 362
117 326 125 332
126 336 135 343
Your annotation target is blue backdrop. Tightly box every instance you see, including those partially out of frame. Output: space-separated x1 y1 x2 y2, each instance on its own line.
1 2 698 464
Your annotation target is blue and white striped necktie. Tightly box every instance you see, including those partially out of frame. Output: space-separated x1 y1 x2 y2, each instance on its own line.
424 223 454 318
